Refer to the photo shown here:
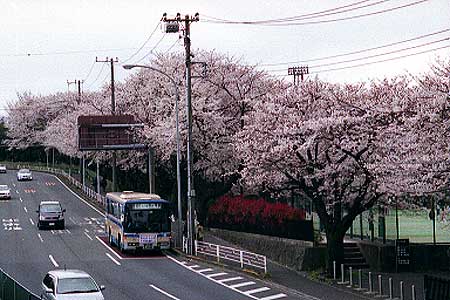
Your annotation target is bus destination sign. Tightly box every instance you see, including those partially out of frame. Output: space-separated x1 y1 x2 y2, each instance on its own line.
131 203 162 210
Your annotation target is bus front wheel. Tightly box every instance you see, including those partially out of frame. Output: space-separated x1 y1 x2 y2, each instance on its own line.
108 229 114 246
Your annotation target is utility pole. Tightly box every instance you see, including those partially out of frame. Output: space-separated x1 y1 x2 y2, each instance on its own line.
288 66 309 86
162 12 199 255
96 57 119 192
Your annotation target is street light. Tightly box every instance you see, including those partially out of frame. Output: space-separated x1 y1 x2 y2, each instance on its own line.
123 64 183 248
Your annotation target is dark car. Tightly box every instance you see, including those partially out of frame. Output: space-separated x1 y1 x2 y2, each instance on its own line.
37 201 66 229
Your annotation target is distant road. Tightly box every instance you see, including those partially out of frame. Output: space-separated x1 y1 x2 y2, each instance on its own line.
0 171 308 300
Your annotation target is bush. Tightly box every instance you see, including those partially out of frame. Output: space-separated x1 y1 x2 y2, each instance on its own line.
208 195 313 241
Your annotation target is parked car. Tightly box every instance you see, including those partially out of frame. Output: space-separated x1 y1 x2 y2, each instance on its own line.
41 269 105 300
0 185 11 199
37 201 66 229
17 168 32 181
0 165 7 173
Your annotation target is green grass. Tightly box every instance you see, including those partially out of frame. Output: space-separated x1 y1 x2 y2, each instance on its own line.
313 209 450 243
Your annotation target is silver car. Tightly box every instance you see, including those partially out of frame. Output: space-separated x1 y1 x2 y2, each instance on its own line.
0 185 11 199
41 269 105 300
0 164 6 173
17 168 32 181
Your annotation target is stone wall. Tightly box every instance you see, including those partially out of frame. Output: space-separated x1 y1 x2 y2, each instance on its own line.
208 228 326 271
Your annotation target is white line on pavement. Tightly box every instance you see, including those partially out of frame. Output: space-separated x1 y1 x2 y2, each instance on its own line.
229 281 256 289
15 190 19 194
23 206 28 213
12 183 16 187
217 276 243 283
69 217 77 225
95 236 122 260
244 287 270 295
65 229 71 234
197 268 213 273
49 255 59 267
52 175 105 217
105 253 121 266
29 218 35 226
84 232 93 241
84 228 89 233
187 264 200 269
259 293 287 300
19 197 22 203
37 233 43 243
149 284 180 300
207 272 228 278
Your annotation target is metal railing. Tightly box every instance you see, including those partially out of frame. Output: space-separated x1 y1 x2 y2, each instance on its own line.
193 239 267 273
0 267 41 300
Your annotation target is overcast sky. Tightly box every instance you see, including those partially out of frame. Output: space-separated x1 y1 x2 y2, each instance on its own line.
1 0 449 112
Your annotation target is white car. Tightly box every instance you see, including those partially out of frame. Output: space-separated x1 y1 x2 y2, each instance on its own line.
41 269 105 300
0 165 6 173
0 185 10 199
17 168 32 181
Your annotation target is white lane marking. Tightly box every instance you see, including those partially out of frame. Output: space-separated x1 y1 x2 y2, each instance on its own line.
49 255 59 267
65 229 71 234
15 190 19 194
37 233 44 243
84 228 89 233
84 232 93 241
23 207 28 213
259 294 287 300
229 281 256 289
217 276 243 283
105 253 121 266
95 236 122 260
187 264 200 269
69 217 77 225
197 268 213 273
19 197 23 203
12 183 16 187
29 218 35 226
167 256 262 300
52 175 105 217
51 230 55 234
149 284 180 300
244 287 270 295
207 272 228 278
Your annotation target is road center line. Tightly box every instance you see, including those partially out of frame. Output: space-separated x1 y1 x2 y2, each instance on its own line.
29 218 35 226
49 255 59 267
105 253 121 266
19 197 23 203
23 206 28 213
37 233 43 243
149 284 180 300
84 232 93 240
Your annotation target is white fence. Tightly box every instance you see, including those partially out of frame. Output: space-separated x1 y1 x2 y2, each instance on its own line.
190 238 267 273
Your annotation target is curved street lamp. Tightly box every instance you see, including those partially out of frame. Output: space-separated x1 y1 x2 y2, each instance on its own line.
123 64 183 247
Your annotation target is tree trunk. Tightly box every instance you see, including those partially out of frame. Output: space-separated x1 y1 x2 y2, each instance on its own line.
326 230 345 276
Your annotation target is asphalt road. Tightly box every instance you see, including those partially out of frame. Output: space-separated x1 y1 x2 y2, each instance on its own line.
0 170 318 300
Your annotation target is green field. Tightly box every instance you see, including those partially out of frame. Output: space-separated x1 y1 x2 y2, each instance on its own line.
314 209 450 243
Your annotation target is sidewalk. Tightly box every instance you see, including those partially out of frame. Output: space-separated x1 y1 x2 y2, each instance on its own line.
202 230 448 300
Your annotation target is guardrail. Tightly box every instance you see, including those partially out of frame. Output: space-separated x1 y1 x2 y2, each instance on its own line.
193 239 267 273
0 267 41 300
13 164 107 208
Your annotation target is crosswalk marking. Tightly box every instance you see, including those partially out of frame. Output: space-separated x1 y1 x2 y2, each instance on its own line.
229 281 256 288
217 276 243 283
259 293 287 300
244 287 270 295
207 272 228 278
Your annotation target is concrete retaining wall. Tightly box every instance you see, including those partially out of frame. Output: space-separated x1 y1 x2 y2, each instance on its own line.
209 228 326 271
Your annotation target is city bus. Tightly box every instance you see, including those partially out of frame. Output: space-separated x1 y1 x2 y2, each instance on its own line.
105 191 171 252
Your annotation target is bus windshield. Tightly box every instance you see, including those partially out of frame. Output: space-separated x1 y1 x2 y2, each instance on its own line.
124 204 169 233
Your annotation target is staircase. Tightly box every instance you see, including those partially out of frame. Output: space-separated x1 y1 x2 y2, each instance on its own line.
344 242 369 269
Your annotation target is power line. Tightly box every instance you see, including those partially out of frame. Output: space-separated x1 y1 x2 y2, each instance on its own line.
203 0 391 24
83 61 97 82
122 21 161 64
165 38 182 54
262 28 450 67
85 62 107 90
135 34 167 63
202 0 429 26
310 45 450 74
268 37 450 73
0 47 138 58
